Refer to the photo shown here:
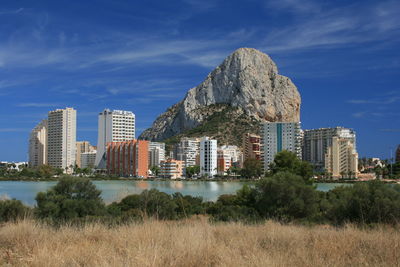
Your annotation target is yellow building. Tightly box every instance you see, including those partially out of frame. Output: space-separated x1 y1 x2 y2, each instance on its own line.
160 159 183 179
325 137 358 179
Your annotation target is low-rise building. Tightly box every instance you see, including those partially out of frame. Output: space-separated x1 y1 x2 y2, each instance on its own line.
106 140 148 178
159 159 183 179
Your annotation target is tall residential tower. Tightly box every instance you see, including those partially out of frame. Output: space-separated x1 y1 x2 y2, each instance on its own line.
95 109 135 168
260 122 302 170
47 108 77 173
28 120 48 167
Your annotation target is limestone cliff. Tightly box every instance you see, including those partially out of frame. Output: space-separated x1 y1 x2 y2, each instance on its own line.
139 48 301 142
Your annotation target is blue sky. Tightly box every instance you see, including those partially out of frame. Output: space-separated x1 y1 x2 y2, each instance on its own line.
0 0 399 161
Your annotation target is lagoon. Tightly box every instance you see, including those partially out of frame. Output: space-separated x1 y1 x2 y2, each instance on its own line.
0 180 349 206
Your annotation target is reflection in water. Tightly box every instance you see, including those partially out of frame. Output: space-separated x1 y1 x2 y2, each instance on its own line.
137 181 149 190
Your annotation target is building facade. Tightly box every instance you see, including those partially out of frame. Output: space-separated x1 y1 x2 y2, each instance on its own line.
200 137 217 177
28 119 48 167
76 141 96 168
325 136 358 178
260 122 302 170
106 139 148 177
159 159 183 179
148 142 166 167
47 108 77 173
303 127 356 171
81 151 97 169
95 109 135 169
217 149 232 175
242 133 261 162
174 137 200 167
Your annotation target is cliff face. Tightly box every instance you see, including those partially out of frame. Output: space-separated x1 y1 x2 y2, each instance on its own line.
140 48 301 141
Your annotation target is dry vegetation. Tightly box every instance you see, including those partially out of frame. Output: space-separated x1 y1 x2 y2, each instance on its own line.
0 218 399 267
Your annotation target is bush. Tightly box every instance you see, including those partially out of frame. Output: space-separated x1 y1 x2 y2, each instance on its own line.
254 172 321 222
325 181 400 225
35 177 106 222
0 199 31 222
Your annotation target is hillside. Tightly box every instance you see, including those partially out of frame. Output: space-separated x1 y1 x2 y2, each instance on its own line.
163 104 260 147
140 48 301 143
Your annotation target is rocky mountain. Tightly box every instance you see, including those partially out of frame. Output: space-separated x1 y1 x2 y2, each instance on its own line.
139 48 301 143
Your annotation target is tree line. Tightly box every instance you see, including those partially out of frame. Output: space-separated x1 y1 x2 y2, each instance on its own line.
1 151 400 226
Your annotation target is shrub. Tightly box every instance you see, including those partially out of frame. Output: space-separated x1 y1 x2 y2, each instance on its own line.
35 177 106 222
0 199 31 222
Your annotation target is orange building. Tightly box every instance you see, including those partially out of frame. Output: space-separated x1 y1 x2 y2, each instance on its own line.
106 139 149 178
242 133 261 162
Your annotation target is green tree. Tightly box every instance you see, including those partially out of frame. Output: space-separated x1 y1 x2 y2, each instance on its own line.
240 158 263 178
150 165 160 176
269 151 314 183
37 165 55 178
185 165 200 178
254 172 321 222
35 177 105 221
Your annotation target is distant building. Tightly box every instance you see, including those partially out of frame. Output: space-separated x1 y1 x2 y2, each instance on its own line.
95 109 135 169
0 162 28 171
106 139 148 177
396 145 400 163
174 137 200 167
159 159 183 179
219 145 241 164
76 141 96 168
242 133 261 162
325 136 358 178
47 108 77 173
303 127 356 171
148 142 166 167
81 151 97 169
200 137 217 177
217 149 232 175
260 122 302 170
28 119 48 167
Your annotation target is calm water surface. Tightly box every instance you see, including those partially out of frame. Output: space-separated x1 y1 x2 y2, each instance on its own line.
0 180 349 206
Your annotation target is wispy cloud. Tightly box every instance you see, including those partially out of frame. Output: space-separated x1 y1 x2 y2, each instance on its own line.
17 103 60 108
0 8 24 15
347 95 400 105
262 0 400 52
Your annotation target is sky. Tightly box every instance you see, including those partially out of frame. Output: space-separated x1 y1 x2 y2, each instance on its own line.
0 0 399 161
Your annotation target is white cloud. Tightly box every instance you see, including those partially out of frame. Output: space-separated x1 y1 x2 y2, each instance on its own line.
17 103 60 108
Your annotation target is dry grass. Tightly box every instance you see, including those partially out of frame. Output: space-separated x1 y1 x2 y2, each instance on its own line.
0 218 399 267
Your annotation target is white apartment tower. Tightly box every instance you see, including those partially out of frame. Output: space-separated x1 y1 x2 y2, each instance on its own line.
47 108 77 173
148 142 166 167
28 119 48 167
200 137 217 177
95 109 135 168
261 122 302 170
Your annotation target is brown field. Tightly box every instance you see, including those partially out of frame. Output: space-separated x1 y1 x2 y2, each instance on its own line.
0 218 399 267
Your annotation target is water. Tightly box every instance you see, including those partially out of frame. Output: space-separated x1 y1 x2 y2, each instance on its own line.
0 180 349 206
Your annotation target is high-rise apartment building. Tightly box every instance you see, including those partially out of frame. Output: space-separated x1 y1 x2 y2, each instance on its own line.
76 141 96 168
28 120 48 167
217 149 232 175
95 109 135 168
47 108 77 173
200 137 217 177
174 137 200 167
242 133 261 162
396 145 400 163
260 122 302 170
159 159 183 179
148 142 166 167
81 151 97 169
219 145 241 164
303 127 356 171
325 136 358 178
106 139 148 177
